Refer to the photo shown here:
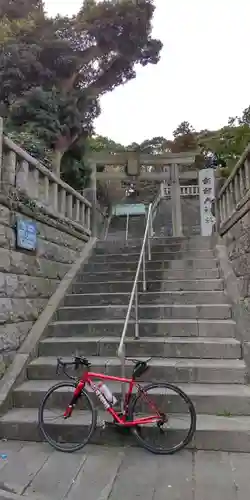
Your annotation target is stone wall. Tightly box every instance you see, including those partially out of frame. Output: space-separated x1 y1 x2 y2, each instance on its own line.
223 211 250 301
0 200 87 376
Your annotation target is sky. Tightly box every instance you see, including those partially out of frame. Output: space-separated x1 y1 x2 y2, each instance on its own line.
44 0 250 145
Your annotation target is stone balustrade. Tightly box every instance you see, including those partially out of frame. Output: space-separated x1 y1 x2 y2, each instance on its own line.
217 145 250 236
162 184 199 197
0 121 95 376
0 132 92 237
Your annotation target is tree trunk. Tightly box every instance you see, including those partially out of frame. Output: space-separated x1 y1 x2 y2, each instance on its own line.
52 150 64 176
53 133 80 177
59 45 106 94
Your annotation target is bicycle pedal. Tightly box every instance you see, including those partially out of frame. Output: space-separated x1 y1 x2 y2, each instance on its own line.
100 420 106 430
103 420 117 428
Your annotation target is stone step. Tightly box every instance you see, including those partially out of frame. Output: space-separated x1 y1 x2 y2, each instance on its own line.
97 235 211 244
109 214 146 231
27 357 246 384
71 279 224 294
85 258 218 272
102 235 210 244
39 336 240 359
97 234 211 243
92 249 215 262
64 291 229 307
76 268 220 282
56 304 232 321
12 381 250 415
95 245 214 256
2 409 250 452
96 237 212 253
48 319 236 338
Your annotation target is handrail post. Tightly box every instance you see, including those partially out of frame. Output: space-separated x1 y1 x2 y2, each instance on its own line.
148 208 152 261
120 344 126 412
117 200 161 403
134 283 139 339
142 247 146 291
147 230 151 261
150 207 154 238
125 212 129 243
0 117 3 183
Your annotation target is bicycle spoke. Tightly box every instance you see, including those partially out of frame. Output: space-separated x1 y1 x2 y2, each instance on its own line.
130 383 196 454
38 382 97 452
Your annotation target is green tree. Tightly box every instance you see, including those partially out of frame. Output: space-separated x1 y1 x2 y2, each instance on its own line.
1 0 162 179
173 121 195 137
0 0 43 45
126 142 140 151
172 121 198 153
198 122 250 173
87 135 125 153
0 0 43 19
138 136 172 155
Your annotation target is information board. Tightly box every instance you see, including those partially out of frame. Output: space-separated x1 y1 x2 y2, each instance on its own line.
112 204 146 216
16 218 37 251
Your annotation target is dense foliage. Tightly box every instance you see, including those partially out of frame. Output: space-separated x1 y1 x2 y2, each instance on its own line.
95 112 250 178
1 0 249 188
0 0 162 188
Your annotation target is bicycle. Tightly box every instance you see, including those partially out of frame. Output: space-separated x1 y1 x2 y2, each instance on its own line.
38 355 196 454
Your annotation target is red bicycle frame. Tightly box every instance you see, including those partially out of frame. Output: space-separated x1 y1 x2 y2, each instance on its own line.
63 370 163 426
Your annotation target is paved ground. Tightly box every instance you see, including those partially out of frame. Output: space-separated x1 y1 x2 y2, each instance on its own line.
0 441 249 500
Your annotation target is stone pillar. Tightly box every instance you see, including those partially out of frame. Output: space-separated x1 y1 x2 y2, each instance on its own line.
0 117 3 181
160 182 165 198
170 163 183 237
3 150 17 191
87 161 97 236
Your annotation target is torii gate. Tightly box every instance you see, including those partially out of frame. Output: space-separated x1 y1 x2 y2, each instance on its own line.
88 150 199 237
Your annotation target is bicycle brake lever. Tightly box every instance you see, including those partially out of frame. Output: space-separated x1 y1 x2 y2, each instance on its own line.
74 352 81 370
56 357 62 375
74 354 82 370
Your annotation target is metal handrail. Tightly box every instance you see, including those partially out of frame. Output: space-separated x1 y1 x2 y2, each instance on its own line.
119 202 153 345
151 189 163 232
125 212 130 242
117 203 153 407
117 187 163 409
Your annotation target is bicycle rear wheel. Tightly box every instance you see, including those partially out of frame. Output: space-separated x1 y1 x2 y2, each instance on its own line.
129 382 196 454
38 381 97 452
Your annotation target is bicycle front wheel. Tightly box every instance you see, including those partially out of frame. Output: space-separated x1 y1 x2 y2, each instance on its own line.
38 381 97 453
129 382 196 455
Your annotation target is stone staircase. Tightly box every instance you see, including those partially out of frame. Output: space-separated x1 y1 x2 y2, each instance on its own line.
153 198 200 237
107 214 147 240
1 235 250 451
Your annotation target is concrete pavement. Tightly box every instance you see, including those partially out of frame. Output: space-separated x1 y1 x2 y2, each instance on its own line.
0 441 249 499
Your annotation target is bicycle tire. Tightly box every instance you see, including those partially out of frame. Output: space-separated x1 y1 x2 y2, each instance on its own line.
38 381 97 453
129 382 196 455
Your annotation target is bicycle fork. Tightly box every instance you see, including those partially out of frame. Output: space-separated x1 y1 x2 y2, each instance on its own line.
63 381 85 419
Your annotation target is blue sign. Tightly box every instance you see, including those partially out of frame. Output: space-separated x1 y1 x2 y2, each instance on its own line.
16 218 37 251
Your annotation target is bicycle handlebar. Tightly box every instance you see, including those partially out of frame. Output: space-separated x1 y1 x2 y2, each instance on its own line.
55 355 152 380
56 356 91 380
